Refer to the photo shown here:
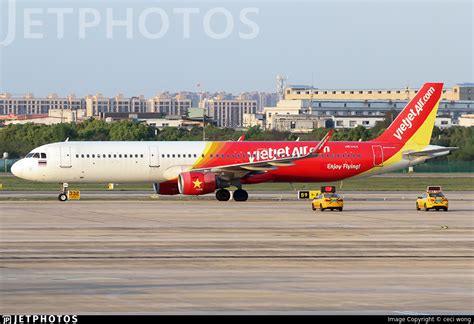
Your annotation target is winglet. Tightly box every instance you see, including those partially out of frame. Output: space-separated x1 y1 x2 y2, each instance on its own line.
237 135 245 142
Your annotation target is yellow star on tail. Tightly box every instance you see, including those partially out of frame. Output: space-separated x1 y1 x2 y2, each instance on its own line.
193 178 203 189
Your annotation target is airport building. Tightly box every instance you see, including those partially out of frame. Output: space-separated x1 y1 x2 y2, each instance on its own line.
0 93 84 116
284 83 474 101
262 96 474 131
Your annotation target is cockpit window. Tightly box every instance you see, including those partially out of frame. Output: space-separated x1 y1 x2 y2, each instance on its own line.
32 153 40 158
26 153 34 158
40 153 47 159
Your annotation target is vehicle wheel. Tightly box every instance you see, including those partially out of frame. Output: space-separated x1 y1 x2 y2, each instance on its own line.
312 205 316 211
320 207 325 211
444 207 448 212
233 189 248 202
215 189 231 201
58 193 68 202
416 203 420 211
424 204 429 211
338 207 343 212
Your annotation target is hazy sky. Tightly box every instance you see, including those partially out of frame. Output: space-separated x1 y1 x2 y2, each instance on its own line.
0 0 472 96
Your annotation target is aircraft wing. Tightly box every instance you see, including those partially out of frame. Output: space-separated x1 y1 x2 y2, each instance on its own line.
191 130 333 179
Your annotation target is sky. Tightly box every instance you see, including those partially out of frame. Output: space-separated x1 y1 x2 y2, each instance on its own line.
0 0 472 97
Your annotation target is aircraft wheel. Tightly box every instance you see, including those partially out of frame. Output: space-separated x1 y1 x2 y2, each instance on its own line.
215 189 231 201
233 189 248 202
58 193 68 202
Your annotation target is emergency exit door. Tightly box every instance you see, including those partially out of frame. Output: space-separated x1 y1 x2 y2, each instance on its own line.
60 146 72 168
149 146 160 167
372 145 384 167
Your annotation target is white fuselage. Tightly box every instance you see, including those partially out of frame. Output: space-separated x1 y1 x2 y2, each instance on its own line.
11 142 207 183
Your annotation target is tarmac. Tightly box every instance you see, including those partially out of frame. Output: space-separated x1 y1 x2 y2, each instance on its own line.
1 196 473 314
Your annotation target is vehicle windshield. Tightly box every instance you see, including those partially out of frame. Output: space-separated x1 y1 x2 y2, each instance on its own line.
429 192 445 198
324 193 341 198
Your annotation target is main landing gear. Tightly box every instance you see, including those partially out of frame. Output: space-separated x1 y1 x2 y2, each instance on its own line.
58 183 68 202
215 188 249 202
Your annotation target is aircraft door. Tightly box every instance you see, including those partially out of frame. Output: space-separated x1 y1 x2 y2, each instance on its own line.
149 146 160 167
372 145 384 167
60 146 72 168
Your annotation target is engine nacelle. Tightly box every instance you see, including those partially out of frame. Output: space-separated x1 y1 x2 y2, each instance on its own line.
153 181 180 195
178 172 217 195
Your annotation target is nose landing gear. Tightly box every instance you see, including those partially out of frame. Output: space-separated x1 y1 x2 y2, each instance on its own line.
58 183 68 202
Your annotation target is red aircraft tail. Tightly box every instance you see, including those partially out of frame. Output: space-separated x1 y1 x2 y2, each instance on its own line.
375 82 443 146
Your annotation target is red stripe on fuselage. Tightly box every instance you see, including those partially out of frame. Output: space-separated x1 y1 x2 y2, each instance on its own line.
194 141 402 183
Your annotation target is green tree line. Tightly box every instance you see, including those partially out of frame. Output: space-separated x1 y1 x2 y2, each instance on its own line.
0 119 473 161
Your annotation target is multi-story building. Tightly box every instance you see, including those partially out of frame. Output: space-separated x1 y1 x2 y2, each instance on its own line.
205 95 258 128
284 83 474 101
0 93 84 116
85 94 147 116
147 93 192 117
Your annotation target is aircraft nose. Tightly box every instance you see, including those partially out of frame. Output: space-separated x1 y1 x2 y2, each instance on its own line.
11 160 24 178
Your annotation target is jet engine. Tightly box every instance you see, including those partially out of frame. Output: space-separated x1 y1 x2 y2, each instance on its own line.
178 172 217 195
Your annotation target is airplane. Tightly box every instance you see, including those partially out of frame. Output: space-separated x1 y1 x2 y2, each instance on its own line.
11 82 457 202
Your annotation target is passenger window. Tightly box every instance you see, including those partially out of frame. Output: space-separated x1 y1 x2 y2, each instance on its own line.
358 154 361 158
177 154 181 158
86 154 90 158
124 154 127 158
337 154 340 158
119 154 122 158
216 154 219 158
188 154 192 158
75 154 79 158
226 154 230 158
194 154 197 158
108 154 111 158
172 154 175 158
41 153 47 159
130 154 133 158
97 154 100 158
92 154 95 158
237 154 240 158
201 154 204 158
167 154 170 158
81 154 84 158
342 154 345 158
210 154 213 158
140 154 143 158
